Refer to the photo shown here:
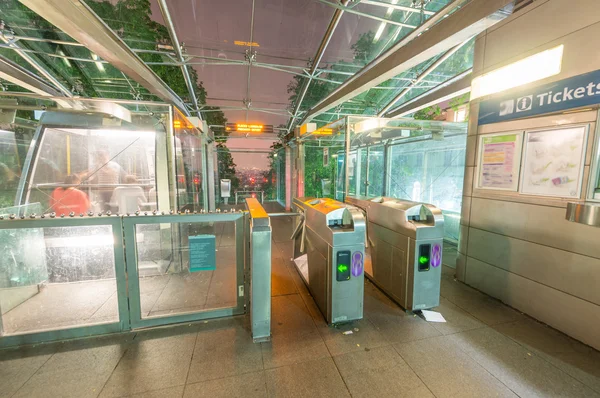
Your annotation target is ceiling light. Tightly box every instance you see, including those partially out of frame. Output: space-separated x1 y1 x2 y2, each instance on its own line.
471 45 564 100
373 0 398 43
91 53 105 72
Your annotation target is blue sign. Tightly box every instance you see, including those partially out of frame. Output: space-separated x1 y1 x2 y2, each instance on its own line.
189 235 216 272
479 70 600 125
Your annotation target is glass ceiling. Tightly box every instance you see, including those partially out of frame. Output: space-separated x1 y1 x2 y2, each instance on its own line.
0 0 475 137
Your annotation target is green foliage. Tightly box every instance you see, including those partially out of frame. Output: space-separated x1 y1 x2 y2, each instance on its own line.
304 146 337 198
413 105 442 121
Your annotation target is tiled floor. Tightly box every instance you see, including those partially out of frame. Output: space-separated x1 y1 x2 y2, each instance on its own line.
1 205 599 397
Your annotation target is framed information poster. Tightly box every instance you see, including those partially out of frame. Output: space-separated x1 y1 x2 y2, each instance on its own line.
520 126 588 198
477 131 524 191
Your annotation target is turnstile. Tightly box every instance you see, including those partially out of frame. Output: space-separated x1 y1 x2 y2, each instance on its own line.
292 197 365 324
345 196 444 312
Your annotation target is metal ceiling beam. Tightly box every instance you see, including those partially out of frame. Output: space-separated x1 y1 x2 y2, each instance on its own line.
19 0 191 116
317 0 417 28
286 0 350 133
157 0 201 119
0 33 72 97
377 40 469 116
360 0 435 15
385 69 472 118
301 0 512 124
0 53 64 97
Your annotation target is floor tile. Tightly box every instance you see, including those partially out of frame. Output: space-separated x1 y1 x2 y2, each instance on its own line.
0 351 53 398
123 385 184 398
271 294 317 335
13 343 128 398
449 327 598 397
318 318 389 356
271 257 297 297
395 335 517 398
265 357 350 398
541 350 600 394
427 298 485 336
333 346 433 398
261 330 330 369
441 279 523 326
369 311 441 344
493 317 587 355
187 322 263 383
184 371 267 398
99 330 197 397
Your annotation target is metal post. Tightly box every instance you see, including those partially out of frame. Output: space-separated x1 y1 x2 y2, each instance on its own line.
245 198 271 342
344 116 351 200
286 0 350 132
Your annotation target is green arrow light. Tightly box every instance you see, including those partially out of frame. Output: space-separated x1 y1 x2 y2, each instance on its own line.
337 264 348 273
419 256 429 265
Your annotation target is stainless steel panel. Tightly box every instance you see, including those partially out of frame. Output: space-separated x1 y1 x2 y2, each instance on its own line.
465 255 600 350
292 196 365 324
468 227 600 305
347 196 444 311
566 202 600 228
470 197 600 259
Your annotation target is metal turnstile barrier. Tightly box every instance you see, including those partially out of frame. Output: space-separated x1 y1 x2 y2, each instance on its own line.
346 196 444 312
291 197 365 324
245 198 272 342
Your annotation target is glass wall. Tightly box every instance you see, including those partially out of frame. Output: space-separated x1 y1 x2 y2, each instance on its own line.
276 148 286 205
297 117 467 242
303 143 341 199
173 109 206 211
388 134 466 242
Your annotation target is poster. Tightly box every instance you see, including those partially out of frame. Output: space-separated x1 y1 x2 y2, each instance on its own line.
520 126 588 198
478 132 523 191
189 235 216 272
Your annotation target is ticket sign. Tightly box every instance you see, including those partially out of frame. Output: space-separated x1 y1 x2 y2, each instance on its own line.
189 235 216 272
479 69 600 125
477 132 523 191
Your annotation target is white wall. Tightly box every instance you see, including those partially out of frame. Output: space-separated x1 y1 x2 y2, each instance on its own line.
459 0 600 350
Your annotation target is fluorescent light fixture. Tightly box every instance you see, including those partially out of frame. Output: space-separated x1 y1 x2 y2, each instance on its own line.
471 45 564 100
91 52 105 72
58 50 71 68
373 0 398 43
374 23 386 42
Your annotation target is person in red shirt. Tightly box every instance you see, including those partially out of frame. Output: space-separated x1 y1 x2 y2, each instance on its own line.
50 175 90 215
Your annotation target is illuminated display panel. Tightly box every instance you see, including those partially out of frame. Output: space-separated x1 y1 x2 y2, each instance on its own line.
225 123 273 133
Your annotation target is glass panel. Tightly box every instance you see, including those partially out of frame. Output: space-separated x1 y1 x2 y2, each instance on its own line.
134 221 238 318
0 224 118 334
367 145 385 196
388 133 466 241
27 127 157 215
304 143 340 199
173 109 205 211
0 128 33 209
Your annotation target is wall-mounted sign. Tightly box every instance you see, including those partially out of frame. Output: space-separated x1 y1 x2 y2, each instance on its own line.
323 147 329 167
477 132 523 191
189 235 216 272
225 123 274 133
479 69 600 125
520 126 588 198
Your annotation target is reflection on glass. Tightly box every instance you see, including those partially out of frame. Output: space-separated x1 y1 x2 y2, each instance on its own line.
0 225 117 335
173 110 205 211
135 221 238 319
389 134 466 241
26 127 158 215
0 129 31 209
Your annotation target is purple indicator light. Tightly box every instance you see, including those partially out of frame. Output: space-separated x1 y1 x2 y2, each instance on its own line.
351 251 364 277
431 244 441 268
